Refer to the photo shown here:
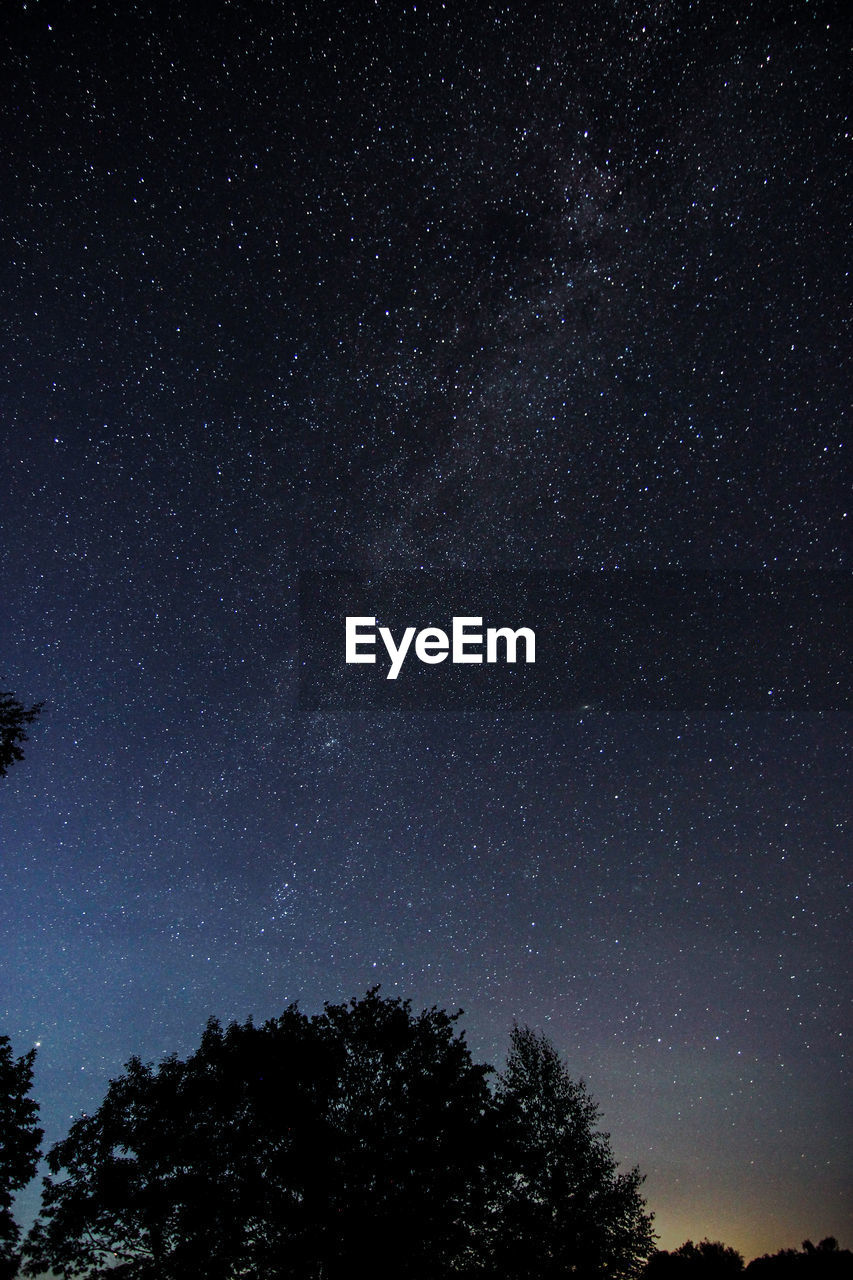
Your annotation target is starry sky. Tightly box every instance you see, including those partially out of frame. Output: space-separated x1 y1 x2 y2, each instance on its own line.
0 0 850 1261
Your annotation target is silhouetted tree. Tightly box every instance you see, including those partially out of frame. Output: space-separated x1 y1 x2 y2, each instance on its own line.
23 990 494 1279
645 1239 744 1279
745 1238 852 1279
310 988 495 1277
0 1036 42 1280
0 691 43 778
487 1025 655 1279
23 998 656 1279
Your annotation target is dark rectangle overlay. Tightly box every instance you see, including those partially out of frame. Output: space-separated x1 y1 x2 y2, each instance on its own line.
297 572 850 712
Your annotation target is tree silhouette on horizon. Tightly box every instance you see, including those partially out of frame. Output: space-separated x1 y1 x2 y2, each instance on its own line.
644 1237 853 1280
489 1025 655 1279
23 991 655 1279
644 1239 745 1278
0 1037 42 1280
745 1238 852 1279
1 691 45 1277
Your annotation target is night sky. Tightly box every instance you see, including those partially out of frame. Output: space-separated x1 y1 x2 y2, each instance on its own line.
1 0 850 1261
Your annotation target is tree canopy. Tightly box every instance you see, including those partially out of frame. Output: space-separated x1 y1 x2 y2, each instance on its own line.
0 1036 43 1280
0 691 43 779
644 1239 853 1280
645 1239 745 1279
490 1025 655 1279
744 1239 853 1279
23 991 655 1280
